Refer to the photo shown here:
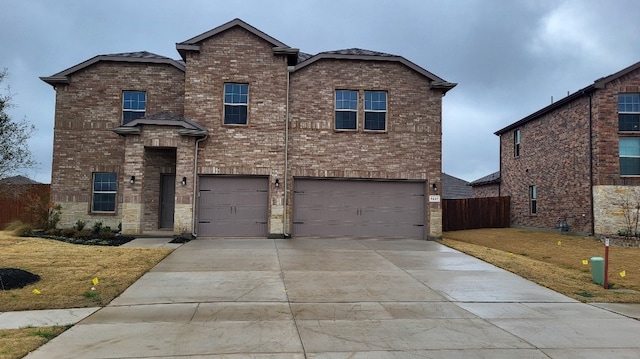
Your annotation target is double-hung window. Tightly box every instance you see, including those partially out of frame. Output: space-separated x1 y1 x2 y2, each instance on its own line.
619 94 640 175
224 83 249 125
618 94 640 131
335 90 358 130
514 129 521 157
364 91 387 131
529 185 537 215
620 138 640 176
122 91 146 124
92 172 117 212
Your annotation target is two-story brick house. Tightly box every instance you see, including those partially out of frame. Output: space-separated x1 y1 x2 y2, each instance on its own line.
41 19 455 239
495 61 640 235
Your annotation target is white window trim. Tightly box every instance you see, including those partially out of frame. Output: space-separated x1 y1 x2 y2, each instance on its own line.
364 91 387 132
223 83 249 125
92 172 117 213
122 91 146 124
335 89 358 131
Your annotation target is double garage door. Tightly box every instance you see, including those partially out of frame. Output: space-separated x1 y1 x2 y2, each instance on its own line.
293 179 425 238
197 176 425 238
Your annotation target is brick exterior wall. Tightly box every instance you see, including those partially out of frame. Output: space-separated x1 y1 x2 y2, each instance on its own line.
289 59 443 237
50 62 184 229
45 22 448 239
473 184 500 198
499 96 592 233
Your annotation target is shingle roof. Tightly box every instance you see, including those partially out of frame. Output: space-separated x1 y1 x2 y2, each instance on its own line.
442 173 473 199
320 48 396 57
40 51 185 86
111 112 208 137
495 60 640 135
176 18 298 61
469 171 501 186
295 47 456 94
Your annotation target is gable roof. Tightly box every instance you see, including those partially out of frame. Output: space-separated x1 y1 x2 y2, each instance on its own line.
469 171 500 186
111 111 208 137
442 173 473 199
495 60 640 135
176 18 298 60
295 47 456 94
40 51 185 86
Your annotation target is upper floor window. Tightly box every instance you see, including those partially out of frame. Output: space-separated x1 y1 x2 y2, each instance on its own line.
224 83 249 125
92 172 117 213
514 129 521 157
364 91 387 131
335 90 358 130
529 185 537 214
619 94 640 131
122 91 146 125
619 137 640 176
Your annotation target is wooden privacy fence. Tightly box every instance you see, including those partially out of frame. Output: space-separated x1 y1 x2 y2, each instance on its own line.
0 184 51 228
442 196 510 231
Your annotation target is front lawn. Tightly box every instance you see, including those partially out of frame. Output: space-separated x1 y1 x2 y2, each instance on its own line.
441 228 640 303
0 230 172 358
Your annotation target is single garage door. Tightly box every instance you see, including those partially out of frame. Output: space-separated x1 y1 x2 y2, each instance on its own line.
293 179 425 238
197 176 268 237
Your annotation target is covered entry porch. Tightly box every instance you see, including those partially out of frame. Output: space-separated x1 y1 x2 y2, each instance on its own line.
112 112 207 235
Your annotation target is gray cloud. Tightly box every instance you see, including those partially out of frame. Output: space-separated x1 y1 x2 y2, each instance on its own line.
1 0 639 183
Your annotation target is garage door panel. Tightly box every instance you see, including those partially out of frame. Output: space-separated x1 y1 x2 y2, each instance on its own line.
197 177 268 237
293 179 425 239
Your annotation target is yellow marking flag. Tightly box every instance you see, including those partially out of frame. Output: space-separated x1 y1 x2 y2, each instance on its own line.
32 289 41 295
620 270 627 278
92 277 99 286
582 259 589 265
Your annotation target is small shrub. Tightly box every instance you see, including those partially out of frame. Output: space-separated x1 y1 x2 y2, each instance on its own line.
13 224 34 237
44 204 62 231
99 229 115 239
74 220 86 231
73 229 92 239
45 228 61 236
4 220 25 231
60 228 78 237
92 221 103 234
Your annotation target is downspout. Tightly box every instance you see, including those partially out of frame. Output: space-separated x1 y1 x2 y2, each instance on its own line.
191 135 208 238
283 65 294 237
498 134 502 196
587 92 595 235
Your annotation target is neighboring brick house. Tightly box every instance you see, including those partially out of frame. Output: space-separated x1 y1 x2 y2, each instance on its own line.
495 61 640 235
470 171 500 198
442 173 473 199
41 19 455 239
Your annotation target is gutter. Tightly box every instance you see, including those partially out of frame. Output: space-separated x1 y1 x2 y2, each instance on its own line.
191 135 208 238
587 92 595 235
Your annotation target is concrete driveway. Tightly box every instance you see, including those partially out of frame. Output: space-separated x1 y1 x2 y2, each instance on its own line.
27 238 640 358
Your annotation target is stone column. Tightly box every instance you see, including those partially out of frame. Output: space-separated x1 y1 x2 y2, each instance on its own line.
121 137 145 234
174 137 196 235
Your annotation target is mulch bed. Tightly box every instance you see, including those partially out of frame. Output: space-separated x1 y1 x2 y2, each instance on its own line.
0 268 40 290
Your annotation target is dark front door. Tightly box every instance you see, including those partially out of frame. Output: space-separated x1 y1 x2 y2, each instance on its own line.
160 174 175 229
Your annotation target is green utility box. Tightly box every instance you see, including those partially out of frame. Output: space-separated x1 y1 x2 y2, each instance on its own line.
590 257 604 285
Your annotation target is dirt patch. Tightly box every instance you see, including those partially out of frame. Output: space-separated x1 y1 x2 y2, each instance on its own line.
0 268 40 290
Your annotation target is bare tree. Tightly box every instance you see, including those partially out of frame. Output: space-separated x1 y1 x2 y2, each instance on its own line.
0 68 36 195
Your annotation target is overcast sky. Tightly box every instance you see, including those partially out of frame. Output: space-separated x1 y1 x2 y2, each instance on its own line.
2 0 640 184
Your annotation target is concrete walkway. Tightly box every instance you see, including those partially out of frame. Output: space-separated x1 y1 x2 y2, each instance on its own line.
19 238 640 358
